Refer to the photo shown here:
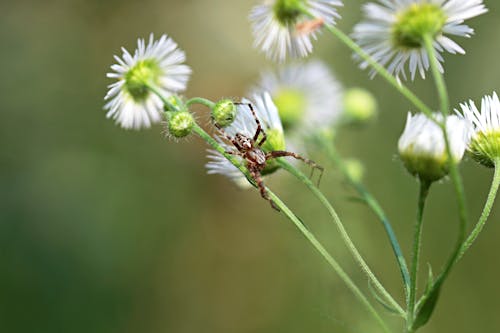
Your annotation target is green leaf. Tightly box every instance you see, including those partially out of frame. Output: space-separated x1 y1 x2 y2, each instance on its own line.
345 196 367 205
412 278 443 330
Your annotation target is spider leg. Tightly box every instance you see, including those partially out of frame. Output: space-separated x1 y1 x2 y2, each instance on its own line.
249 168 280 212
266 151 324 186
235 102 267 146
214 123 243 151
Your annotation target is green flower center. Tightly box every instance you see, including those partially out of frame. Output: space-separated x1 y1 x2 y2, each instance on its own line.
273 0 304 26
125 59 161 101
469 130 500 168
273 88 307 130
392 3 447 49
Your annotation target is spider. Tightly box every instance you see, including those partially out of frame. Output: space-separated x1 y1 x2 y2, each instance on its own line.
214 102 324 211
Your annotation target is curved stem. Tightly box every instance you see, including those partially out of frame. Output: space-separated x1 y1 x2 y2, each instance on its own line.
266 191 393 333
407 180 431 328
145 83 178 111
186 97 216 109
277 159 405 317
317 136 411 300
457 160 500 262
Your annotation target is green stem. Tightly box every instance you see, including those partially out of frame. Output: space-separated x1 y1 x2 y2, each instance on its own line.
423 34 468 283
457 160 500 262
186 97 216 109
422 35 449 118
277 159 405 317
408 180 431 328
318 137 411 303
266 191 393 333
145 83 178 111
193 125 392 333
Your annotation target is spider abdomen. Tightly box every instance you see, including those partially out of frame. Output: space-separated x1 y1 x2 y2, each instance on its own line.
246 148 267 166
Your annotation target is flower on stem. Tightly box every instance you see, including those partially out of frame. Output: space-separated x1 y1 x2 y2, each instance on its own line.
398 112 469 182
249 0 342 62
458 92 500 168
352 0 487 80
252 60 343 136
206 92 285 183
105 34 191 129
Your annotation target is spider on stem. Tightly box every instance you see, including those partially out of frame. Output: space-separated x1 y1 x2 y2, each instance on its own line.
214 102 324 211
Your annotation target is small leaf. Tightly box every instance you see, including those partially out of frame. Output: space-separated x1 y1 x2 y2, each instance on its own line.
412 278 443 330
345 196 367 205
367 280 402 315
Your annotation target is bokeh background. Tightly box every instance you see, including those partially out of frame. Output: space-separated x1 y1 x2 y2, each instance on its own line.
1 0 499 332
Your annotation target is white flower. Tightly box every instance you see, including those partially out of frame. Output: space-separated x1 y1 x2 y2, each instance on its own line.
252 60 343 135
457 92 500 167
250 0 342 62
105 34 191 130
352 0 487 80
206 92 285 183
398 112 469 181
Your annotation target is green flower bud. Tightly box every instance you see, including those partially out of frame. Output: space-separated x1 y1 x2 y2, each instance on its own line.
392 3 447 49
212 99 237 127
343 88 378 124
344 158 365 183
398 113 468 182
168 111 194 138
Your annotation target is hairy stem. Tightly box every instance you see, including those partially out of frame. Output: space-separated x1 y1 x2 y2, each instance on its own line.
457 160 500 261
423 34 468 284
278 158 405 317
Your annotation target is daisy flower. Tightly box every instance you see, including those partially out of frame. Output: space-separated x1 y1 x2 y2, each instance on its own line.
105 34 191 130
457 92 500 168
398 112 469 181
352 0 488 80
206 92 285 183
251 60 343 135
249 0 342 62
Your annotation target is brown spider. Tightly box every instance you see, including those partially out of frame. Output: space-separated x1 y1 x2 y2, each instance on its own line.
214 102 324 211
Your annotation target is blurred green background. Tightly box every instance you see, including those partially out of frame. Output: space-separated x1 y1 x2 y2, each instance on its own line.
1 0 499 332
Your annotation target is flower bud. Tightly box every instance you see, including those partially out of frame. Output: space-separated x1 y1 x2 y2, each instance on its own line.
168 111 194 138
344 158 365 183
212 99 237 127
343 88 377 124
398 112 468 182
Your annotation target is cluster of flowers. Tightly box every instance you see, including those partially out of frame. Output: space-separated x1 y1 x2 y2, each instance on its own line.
104 0 495 184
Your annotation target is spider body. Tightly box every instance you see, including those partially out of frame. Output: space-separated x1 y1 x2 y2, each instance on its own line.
214 102 323 211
